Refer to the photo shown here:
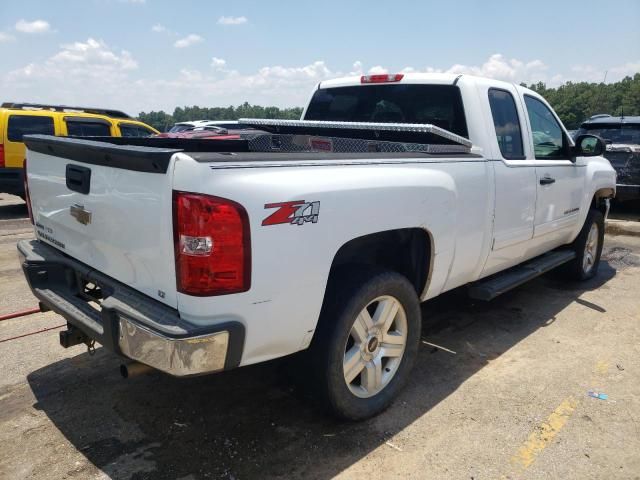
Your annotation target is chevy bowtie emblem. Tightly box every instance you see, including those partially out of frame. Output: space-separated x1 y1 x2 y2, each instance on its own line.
70 204 92 225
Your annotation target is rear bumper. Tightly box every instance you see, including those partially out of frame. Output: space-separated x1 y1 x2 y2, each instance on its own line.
0 167 25 197
17 239 244 376
615 184 640 202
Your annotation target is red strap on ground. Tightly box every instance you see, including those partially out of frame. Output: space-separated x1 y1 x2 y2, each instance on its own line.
0 307 41 322
0 324 66 343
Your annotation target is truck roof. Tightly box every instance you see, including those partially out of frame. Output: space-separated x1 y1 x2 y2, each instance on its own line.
317 72 529 92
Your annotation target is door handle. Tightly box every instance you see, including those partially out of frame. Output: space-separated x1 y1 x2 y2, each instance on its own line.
539 176 555 185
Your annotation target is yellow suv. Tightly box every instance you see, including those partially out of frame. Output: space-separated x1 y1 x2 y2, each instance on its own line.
0 102 159 198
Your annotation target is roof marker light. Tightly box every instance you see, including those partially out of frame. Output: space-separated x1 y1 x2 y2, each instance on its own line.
360 74 404 84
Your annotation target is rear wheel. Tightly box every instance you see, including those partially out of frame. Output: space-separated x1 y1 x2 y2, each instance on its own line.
563 208 605 280
310 266 421 420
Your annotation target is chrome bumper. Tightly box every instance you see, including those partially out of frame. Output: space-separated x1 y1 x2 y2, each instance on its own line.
118 318 229 376
18 239 245 377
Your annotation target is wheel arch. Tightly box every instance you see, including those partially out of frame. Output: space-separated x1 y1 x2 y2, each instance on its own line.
591 187 614 215
327 227 434 298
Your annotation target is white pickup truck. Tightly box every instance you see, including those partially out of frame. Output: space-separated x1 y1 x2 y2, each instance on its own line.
19 73 615 419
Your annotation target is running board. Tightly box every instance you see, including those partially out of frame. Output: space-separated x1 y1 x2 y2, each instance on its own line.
468 250 576 301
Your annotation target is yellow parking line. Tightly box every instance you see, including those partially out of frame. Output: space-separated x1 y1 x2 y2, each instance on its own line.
510 396 578 471
594 360 609 375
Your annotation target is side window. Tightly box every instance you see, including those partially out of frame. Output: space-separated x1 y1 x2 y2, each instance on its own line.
7 115 55 142
524 96 566 159
488 89 525 160
66 120 111 137
120 123 154 137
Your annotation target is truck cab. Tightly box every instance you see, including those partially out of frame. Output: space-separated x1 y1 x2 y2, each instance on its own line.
303 73 615 280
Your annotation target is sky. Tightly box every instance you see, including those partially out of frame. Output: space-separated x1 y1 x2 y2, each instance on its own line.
1 0 639 116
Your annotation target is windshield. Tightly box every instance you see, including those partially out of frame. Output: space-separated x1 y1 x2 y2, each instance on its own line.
169 124 193 133
304 84 468 138
578 125 640 145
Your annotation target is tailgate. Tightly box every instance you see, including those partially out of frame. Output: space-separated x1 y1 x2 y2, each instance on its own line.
24 135 181 308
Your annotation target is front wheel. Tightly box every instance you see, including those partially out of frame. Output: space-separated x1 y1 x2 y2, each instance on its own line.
310 267 421 420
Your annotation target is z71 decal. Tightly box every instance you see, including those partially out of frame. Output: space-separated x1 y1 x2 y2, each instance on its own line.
262 200 320 226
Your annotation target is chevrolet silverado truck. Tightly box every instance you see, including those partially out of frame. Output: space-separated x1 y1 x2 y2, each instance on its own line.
18 73 616 420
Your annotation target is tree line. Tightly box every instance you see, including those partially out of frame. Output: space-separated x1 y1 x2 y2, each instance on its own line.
138 103 303 131
524 73 639 129
138 74 639 131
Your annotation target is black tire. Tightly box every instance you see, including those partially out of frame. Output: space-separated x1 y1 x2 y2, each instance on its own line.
309 265 421 420
562 208 605 280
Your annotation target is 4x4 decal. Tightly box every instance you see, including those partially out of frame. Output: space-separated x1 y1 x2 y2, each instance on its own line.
262 200 320 226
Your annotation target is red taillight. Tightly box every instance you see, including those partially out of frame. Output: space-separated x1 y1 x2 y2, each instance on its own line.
360 73 404 84
0 144 5 168
23 159 34 224
173 191 251 296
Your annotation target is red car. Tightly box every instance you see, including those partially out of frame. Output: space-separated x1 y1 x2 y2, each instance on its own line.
155 125 241 140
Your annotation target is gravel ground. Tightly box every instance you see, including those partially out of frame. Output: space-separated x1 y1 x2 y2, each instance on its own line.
1 194 639 480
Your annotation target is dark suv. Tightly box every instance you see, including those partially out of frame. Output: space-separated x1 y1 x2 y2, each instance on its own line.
577 115 640 202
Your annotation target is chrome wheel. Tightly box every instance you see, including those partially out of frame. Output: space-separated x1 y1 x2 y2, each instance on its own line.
583 222 599 274
343 295 407 398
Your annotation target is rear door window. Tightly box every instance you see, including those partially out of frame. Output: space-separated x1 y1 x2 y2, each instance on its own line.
65 118 112 137
7 115 55 142
488 89 525 159
304 84 469 138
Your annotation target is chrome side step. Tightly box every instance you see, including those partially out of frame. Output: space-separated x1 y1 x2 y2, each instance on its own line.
468 250 576 301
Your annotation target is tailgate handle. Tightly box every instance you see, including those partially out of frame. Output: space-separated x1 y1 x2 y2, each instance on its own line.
66 164 92 195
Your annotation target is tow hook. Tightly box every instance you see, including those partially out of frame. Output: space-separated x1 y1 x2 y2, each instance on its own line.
59 325 89 348
58 326 96 354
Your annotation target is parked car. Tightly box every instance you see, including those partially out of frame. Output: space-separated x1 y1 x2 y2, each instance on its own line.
0 102 158 198
168 120 257 133
19 73 615 420
156 125 241 140
576 115 640 202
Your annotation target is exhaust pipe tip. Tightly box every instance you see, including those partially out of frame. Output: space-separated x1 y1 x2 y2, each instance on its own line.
120 362 154 379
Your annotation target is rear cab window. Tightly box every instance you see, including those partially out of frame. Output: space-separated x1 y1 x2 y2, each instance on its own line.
488 89 525 160
304 84 468 138
7 115 55 142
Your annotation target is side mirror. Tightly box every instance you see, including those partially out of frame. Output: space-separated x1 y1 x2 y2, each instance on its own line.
573 134 605 157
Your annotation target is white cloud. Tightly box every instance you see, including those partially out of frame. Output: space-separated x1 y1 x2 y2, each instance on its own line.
2 48 638 117
368 65 388 74
349 61 363 76
15 19 51 34
217 16 248 25
443 54 548 84
211 57 226 69
49 38 137 70
556 61 640 84
367 54 549 85
174 34 203 48
151 23 179 37
0 32 15 42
